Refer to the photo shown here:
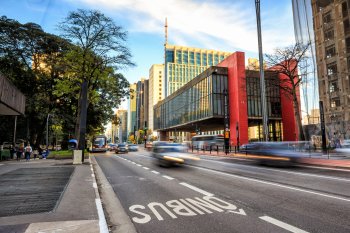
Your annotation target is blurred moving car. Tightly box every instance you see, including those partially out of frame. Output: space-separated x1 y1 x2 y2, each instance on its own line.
335 140 350 155
152 141 200 167
107 143 117 151
116 143 128 153
128 144 138 152
240 141 307 166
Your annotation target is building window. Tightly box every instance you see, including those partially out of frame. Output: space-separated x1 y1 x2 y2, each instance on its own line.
329 82 338 92
323 12 332 24
330 98 340 108
325 45 336 58
342 1 348 18
324 29 334 41
327 62 337 75
344 19 350 34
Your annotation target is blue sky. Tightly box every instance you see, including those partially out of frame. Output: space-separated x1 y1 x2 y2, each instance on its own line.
1 0 297 110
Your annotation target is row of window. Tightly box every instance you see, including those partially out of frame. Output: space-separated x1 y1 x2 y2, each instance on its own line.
154 75 228 130
166 50 228 66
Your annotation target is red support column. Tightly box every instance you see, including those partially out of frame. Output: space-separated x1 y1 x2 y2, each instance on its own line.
218 52 248 146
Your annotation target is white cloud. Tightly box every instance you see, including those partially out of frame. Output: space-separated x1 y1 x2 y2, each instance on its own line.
67 0 296 53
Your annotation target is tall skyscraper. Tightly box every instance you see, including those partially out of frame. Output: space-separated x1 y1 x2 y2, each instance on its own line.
164 44 231 96
127 83 137 135
311 0 350 137
148 64 164 135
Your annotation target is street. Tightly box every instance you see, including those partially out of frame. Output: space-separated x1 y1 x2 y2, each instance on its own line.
94 149 350 233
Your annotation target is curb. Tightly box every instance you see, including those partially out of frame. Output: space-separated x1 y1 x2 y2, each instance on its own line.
90 155 137 233
89 157 109 233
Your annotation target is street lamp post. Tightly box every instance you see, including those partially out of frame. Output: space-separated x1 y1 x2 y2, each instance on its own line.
255 0 269 141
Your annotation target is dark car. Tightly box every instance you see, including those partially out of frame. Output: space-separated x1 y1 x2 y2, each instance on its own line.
128 144 138 152
116 143 128 153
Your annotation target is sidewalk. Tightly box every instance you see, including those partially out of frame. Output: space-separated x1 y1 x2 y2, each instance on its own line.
187 148 350 169
0 157 106 233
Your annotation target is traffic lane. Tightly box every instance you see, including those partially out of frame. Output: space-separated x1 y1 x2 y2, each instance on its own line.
132 152 350 199
120 152 350 232
95 154 285 233
194 154 350 179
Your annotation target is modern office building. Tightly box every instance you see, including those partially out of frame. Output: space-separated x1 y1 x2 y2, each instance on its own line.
148 64 164 136
164 44 231 96
311 0 350 139
154 52 300 144
116 110 128 142
127 83 137 135
136 78 146 130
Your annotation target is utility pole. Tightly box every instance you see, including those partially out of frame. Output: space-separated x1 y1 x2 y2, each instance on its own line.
255 0 269 141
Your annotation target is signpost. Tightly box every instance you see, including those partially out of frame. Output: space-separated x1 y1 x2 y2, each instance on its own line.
319 101 327 153
223 89 230 155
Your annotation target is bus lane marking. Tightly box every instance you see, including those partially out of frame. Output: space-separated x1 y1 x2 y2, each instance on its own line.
129 196 246 224
179 182 214 197
259 216 309 233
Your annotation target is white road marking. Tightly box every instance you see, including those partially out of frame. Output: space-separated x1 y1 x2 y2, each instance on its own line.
93 182 97 189
189 165 350 202
298 164 350 172
137 164 142 167
91 174 95 178
179 182 214 197
0 164 3 166
95 198 109 233
151 170 160 174
199 158 350 181
259 216 309 233
132 162 136 164
162 175 174 180
143 167 150 170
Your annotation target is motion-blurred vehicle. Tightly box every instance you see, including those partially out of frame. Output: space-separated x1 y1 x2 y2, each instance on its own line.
128 144 138 152
334 140 350 155
240 141 307 166
191 135 224 150
116 143 128 153
152 141 200 167
107 143 117 151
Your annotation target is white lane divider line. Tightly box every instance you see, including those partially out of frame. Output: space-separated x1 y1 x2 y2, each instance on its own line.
151 170 160 174
137 164 142 167
179 182 214 197
162 175 174 180
93 182 98 189
190 165 350 203
143 167 150 170
91 174 95 178
132 162 136 164
259 216 309 233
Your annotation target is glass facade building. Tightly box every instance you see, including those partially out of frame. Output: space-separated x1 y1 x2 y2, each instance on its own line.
154 67 228 131
164 44 231 96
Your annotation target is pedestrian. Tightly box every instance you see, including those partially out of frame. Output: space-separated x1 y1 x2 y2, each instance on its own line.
33 147 39 160
38 147 43 159
24 143 32 161
16 145 23 161
10 145 15 159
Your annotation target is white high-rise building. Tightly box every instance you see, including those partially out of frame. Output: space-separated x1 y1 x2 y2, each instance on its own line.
148 64 164 136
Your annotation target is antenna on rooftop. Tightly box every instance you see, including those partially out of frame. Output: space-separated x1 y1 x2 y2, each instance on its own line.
164 17 168 46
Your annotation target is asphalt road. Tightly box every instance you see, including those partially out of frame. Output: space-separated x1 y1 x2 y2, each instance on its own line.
95 149 350 233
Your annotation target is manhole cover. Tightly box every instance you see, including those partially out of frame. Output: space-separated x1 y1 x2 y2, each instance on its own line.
0 167 74 217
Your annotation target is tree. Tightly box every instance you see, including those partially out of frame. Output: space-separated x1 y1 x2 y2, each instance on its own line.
0 16 71 146
265 43 310 141
58 9 134 150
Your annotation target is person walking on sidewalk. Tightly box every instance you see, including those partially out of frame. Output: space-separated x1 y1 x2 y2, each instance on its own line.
24 143 32 161
16 144 24 161
33 147 39 160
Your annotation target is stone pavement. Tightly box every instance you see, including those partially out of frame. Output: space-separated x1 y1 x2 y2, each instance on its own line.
0 157 107 233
